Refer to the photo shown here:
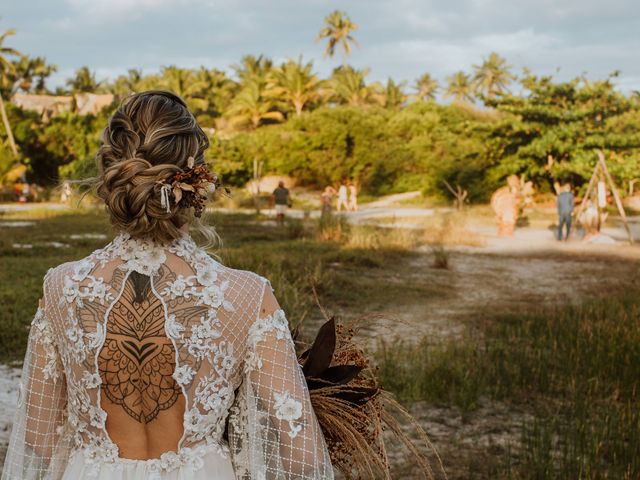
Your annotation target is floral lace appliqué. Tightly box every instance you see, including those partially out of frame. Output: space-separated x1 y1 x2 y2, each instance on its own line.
274 390 303 438
30 307 60 382
245 309 291 372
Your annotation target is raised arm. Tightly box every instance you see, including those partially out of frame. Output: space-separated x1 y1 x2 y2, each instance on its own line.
228 283 334 479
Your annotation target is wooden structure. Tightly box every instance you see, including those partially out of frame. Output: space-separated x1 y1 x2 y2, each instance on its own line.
575 151 633 244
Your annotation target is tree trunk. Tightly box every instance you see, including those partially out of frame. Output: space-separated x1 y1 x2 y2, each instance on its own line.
0 94 18 157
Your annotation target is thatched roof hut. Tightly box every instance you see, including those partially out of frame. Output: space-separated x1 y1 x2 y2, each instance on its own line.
11 92 115 120
75 93 115 115
11 93 73 120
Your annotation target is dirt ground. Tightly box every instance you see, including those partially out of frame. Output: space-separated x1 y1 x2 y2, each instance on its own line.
2 204 640 477
353 224 640 479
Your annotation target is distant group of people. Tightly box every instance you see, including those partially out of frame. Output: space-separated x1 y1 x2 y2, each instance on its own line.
271 180 359 224
321 181 358 216
11 181 41 203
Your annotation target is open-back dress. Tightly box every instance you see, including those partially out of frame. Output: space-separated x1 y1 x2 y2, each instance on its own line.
1 233 334 479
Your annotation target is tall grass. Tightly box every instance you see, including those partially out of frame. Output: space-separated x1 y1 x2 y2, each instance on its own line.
376 294 640 478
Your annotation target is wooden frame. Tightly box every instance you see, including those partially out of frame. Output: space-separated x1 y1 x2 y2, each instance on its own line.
574 151 633 244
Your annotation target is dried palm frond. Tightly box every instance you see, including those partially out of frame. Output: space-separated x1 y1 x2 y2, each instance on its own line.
294 311 447 480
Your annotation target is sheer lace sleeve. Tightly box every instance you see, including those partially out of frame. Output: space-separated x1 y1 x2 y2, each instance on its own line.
228 282 334 479
2 293 69 480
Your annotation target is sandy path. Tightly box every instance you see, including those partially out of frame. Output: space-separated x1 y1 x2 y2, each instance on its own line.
355 227 640 479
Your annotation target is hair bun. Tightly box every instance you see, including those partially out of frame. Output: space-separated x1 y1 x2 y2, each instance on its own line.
94 91 210 243
97 157 183 243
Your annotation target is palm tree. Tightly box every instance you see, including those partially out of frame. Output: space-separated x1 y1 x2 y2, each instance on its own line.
158 66 208 113
472 52 515 98
316 11 359 60
268 57 324 116
329 66 382 107
66 66 102 93
445 71 474 103
110 68 143 98
226 80 284 129
413 73 439 102
195 67 237 118
232 55 273 86
0 28 21 157
11 56 57 93
381 78 407 109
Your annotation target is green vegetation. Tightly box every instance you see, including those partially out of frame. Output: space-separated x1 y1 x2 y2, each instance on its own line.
377 294 640 478
1 209 639 478
0 209 432 361
0 20 638 202
1 10 640 477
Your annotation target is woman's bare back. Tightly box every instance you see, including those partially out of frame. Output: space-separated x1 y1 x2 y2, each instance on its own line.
98 272 184 459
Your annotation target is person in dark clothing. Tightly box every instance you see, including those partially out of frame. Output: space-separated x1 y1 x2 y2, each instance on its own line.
557 184 574 241
273 181 291 225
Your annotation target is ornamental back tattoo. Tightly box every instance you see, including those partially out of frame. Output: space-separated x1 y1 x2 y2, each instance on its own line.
98 272 182 423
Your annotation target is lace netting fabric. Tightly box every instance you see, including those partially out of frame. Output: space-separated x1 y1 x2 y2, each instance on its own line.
1 233 334 480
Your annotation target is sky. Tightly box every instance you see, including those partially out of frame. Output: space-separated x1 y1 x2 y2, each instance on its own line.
3 0 640 95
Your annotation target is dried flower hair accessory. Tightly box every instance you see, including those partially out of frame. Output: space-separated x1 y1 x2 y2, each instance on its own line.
156 156 230 217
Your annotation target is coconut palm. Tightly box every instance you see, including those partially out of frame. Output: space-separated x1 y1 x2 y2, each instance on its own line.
0 28 21 157
329 66 382 107
413 73 439 102
195 67 237 117
226 80 284 129
268 57 324 116
445 71 474 103
110 68 143 99
232 54 273 86
66 66 103 93
316 10 359 60
11 56 57 93
158 66 208 113
472 52 515 98
381 78 407 110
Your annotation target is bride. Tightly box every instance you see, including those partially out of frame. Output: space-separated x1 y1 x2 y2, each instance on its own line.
1 91 334 479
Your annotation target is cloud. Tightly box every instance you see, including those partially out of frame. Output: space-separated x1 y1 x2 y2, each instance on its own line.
62 0 193 22
366 29 560 79
473 29 559 54
4 0 639 94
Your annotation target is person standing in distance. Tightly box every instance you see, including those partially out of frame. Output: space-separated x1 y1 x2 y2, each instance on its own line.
557 183 574 241
273 180 291 225
347 181 358 212
337 181 348 212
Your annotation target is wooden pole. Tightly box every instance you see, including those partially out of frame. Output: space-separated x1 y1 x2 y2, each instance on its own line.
575 161 600 222
598 151 633 244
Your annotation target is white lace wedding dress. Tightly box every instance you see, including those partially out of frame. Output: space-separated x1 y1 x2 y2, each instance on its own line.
2 233 334 480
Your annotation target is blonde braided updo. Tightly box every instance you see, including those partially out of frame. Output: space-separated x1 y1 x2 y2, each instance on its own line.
95 91 210 244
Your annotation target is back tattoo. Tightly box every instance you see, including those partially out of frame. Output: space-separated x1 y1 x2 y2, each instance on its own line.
98 272 181 423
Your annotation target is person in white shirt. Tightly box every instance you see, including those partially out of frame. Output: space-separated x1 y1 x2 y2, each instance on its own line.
337 182 348 212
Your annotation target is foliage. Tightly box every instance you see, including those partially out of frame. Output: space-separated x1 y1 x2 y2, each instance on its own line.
316 10 359 59
213 103 495 199
413 73 439 102
445 71 474 104
1 25 640 202
66 66 104 94
267 57 325 116
472 52 515 98
485 72 640 192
